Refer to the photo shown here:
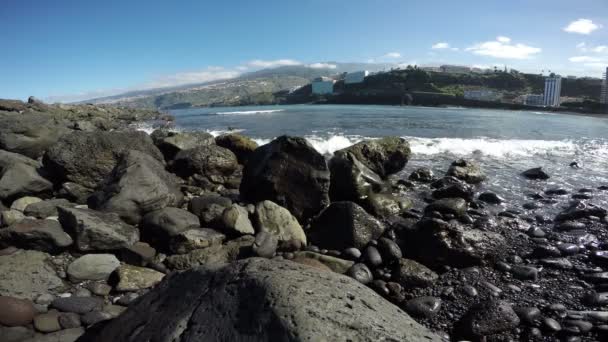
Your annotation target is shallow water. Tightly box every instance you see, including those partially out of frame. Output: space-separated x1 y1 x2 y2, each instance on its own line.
136 104 608 216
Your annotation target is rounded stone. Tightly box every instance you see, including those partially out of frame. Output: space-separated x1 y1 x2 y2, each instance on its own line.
67 254 120 282
33 312 61 333
342 247 362 260
363 246 382 267
346 263 373 284
252 231 278 258
377 238 402 262
0 296 37 326
404 296 442 318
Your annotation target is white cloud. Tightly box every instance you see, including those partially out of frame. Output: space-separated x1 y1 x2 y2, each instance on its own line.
307 62 337 69
563 19 602 34
235 66 249 71
466 37 541 59
592 45 608 53
569 56 603 63
246 59 302 68
146 68 241 88
383 52 401 58
432 42 450 49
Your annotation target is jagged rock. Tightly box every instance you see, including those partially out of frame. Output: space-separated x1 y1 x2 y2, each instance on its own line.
456 300 520 339
308 201 385 250
393 258 438 288
151 130 215 160
404 218 505 268
165 244 231 270
188 193 232 228
67 254 120 282
171 144 239 184
169 228 225 254
522 167 550 180
336 137 411 177
424 198 468 217
447 159 486 184
115 264 165 292
0 112 69 159
215 133 259 164
240 136 330 223
43 130 163 189
140 207 200 247
409 167 434 183
24 199 75 219
329 151 384 202
254 200 306 245
221 204 255 235
555 201 606 222
479 192 505 204
58 182 92 204
88 150 183 224
77 258 441 342
0 150 53 201
0 250 63 300
58 207 139 251
0 219 73 252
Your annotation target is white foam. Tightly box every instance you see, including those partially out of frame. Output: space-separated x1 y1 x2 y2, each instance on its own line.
206 129 245 137
305 135 361 155
214 109 285 115
407 137 576 157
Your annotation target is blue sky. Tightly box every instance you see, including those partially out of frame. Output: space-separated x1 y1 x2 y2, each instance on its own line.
1 0 607 102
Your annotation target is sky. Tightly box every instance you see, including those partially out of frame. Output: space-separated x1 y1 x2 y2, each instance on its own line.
1 0 607 102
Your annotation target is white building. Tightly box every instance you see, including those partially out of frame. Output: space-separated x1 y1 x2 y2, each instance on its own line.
543 75 562 107
344 70 369 84
524 94 545 107
440 65 471 74
601 67 608 105
464 89 501 102
311 77 335 95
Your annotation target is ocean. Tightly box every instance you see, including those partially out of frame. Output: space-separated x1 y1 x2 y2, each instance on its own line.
136 104 608 216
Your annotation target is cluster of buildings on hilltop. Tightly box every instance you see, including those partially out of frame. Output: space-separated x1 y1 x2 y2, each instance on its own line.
311 70 370 95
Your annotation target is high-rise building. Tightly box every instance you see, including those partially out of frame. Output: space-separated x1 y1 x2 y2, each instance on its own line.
543 74 562 107
601 67 608 105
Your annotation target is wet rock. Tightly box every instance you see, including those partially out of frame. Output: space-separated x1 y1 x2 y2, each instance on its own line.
456 300 520 339
78 258 441 342
582 291 608 306
347 263 373 284
308 201 385 250
377 237 402 262
363 246 383 267
43 130 163 189
463 285 478 297
0 218 73 252
511 265 539 281
23 199 75 219
241 136 330 222
342 247 362 260
169 228 225 254
67 254 120 282
542 317 562 332
34 312 61 333
545 188 568 196
479 192 504 204
393 258 438 288
221 204 254 236
555 202 606 222
115 264 165 292
152 131 215 161
514 306 541 324
404 296 442 318
447 159 485 184
540 258 573 269
328 150 384 202
0 150 53 201
88 150 183 225
424 198 467 217
254 200 306 245
338 137 411 177
0 296 36 326
188 193 232 228
409 167 434 183
557 243 580 255
58 207 139 251
522 167 550 180
0 250 63 300
432 182 474 201
140 207 200 247
215 133 258 164
362 192 411 218
51 297 103 314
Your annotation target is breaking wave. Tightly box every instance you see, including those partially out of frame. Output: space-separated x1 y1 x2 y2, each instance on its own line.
214 109 285 115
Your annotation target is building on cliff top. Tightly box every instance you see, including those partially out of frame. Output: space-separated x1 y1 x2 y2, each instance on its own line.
312 77 335 95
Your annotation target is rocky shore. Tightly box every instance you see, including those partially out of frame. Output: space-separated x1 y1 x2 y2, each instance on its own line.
1 98 608 341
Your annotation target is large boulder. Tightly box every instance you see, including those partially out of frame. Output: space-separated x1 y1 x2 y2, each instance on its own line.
42 131 163 189
215 133 259 164
171 145 239 183
0 112 69 159
140 207 200 247
328 151 384 202
78 258 441 342
308 201 385 250
254 200 306 245
240 136 330 223
0 150 53 201
0 250 63 300
188 193 232 229
151 130 215 161
58 207 139 251
335 137 411 177
0 219 73 252
88 150 183 225
446 159 486 184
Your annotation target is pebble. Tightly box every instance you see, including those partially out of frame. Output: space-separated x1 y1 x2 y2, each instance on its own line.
557 243 580 255
33 312 61 333
0 296 37 326
404 296 442 318
526 226 546 238
542 317 562 332
67 254 120 282
514 307 541 324
532 245 561 258
363 246 382 267
87 283 112 296
463 285 478 297
540 258 573 270
478 192 504 204
346 263 373 285
564 320 593 334
511 265 539 281
371 280 389 296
